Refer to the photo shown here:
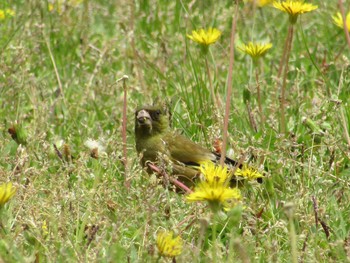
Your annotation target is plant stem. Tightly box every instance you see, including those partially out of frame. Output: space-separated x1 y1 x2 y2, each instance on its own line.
205 57 221 109
246 102 258 132
340 105 350 150
43 31 66 105
212 214 217 263
220 1 238 166
129 0 145 90
280 24 294 134
147 163 193 193
255 66 263 124
277 27 290 80
118 75 130 189
289 216 298 263
338 0 350 49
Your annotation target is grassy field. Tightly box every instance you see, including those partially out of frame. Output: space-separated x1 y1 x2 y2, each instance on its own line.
1 0 350 262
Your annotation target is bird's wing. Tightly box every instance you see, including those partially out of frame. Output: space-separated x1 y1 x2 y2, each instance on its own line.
164 131 240 167
164 131 216 166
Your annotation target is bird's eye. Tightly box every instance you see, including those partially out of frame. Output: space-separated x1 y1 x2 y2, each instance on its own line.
151 110 161 120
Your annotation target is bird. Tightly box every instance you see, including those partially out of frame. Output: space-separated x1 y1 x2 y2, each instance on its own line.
134 105 261 189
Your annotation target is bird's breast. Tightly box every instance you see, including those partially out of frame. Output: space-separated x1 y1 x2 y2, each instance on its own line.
136 134 167 164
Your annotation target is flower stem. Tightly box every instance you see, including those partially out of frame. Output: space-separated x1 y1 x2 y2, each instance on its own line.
338 0 350 50
277 28 290 80
280 24 294 134
220 1 238 166
246 102 258 132
339 105 350 150
212 214 217 263
255 66 263 124
289 215 298 263
205 57 221 109
117 75 130 189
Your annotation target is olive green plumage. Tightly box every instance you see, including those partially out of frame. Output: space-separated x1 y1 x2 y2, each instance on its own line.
134 105 240 187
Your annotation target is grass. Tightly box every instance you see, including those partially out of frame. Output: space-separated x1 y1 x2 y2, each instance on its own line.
1 0 350 262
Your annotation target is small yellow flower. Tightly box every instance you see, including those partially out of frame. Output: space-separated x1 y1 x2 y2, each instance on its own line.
333 12 350 32
187 27 222 46
235 164 263 181
0 182 16 206
0 9 13 20
273 1 318 24
0 10 5 20
49 1 63 14
247 0 273 7
187 162 242 209
237 42 272 60
42 220 49 236
49 0 82 14
198 161 231 186
48 4 54 12
5 9 15 17
187 182 241 205
156 230 183 258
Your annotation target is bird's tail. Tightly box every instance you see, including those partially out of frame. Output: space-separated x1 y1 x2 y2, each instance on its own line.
213 152 240 168
213 152 263 184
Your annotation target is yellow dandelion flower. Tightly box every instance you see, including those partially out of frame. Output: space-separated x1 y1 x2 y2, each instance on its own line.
156 231 183 258
187 182 241 204
273 1 318 24
48 4 54 12
0 10 5 20
235 164 263 181
5 9 15 17
187 27 222 46
198 161 231 186
187 161 241 207
247 0 273 7
237 42 272 60
333 12 350 32
0 182 16 206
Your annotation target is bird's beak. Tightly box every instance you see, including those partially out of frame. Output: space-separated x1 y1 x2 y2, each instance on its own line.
137 109 151 124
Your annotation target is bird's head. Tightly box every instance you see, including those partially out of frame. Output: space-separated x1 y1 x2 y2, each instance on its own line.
135 105 170 137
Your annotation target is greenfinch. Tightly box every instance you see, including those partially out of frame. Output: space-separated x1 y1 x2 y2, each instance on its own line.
135 105 261 188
